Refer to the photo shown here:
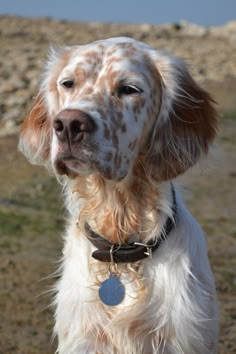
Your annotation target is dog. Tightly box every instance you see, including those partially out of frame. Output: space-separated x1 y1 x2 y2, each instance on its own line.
19 37 218 353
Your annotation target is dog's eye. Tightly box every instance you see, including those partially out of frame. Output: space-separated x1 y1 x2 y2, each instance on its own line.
118 85 143 96
60 79 75 89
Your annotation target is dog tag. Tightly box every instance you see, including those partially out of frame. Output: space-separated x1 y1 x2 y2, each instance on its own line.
99 274 125 306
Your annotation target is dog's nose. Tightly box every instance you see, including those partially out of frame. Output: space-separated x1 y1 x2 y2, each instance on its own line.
53 109 96 143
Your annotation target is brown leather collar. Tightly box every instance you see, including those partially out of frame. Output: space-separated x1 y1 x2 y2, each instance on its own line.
84 185 177 263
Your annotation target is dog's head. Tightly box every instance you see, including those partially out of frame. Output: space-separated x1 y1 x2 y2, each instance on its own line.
19 37 218 182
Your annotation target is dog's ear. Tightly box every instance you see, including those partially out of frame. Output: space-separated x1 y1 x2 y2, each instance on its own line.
147 55 218 181
18 92 51 166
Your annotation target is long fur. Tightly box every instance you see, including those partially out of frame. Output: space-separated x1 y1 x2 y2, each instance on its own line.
19 37 218 353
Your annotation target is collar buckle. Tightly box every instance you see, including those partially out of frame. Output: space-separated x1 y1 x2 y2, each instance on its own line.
134 242 153 259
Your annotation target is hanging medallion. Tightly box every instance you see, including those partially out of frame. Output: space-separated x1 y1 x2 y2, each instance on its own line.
99 273 125 306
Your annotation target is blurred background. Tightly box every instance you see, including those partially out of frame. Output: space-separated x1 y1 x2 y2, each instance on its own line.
0 1 235 353
1 0 236 25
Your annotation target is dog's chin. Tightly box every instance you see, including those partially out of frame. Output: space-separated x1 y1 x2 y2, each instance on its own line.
54 158 94 178
54 157 127 181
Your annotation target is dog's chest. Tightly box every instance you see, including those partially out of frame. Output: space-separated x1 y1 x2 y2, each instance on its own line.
57 228 147 320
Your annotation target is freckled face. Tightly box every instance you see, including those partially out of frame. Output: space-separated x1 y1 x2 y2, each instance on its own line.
49 39 162 180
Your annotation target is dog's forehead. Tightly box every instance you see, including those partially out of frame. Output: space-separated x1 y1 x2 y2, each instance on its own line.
77 37 150 56
64 37 152 72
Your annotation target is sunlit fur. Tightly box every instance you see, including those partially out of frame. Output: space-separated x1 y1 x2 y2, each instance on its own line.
19 37 218 353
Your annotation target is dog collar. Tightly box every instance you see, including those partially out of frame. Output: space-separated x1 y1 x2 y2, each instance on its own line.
84 184 177 263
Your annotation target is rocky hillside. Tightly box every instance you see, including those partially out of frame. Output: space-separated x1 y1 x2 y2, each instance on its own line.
1 16 236 136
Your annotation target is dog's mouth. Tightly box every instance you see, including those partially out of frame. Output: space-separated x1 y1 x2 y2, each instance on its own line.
54 154 126 181
54 154 94 177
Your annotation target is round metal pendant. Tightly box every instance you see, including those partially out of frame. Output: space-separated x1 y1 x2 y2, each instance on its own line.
99 274 125 306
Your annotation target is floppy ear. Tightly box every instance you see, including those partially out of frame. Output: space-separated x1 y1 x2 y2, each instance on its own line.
18 92 51 166
147 56 218 181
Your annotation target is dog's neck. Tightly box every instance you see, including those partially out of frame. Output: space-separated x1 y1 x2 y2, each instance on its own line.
67 164 172 244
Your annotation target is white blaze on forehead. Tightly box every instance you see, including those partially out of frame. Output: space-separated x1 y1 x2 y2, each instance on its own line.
93 37 153 50
57 37 153 78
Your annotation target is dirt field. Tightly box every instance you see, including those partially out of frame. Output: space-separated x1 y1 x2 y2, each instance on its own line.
0 16 236 353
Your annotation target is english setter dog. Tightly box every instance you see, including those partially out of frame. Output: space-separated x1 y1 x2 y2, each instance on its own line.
19 37 218 353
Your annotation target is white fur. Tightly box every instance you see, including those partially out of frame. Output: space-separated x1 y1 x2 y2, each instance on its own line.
54 184 218 354
18 37 218 353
